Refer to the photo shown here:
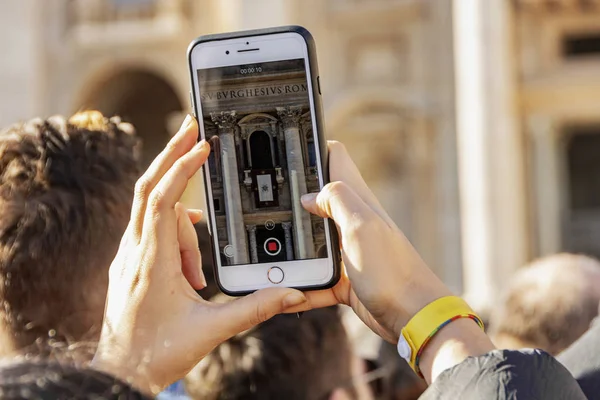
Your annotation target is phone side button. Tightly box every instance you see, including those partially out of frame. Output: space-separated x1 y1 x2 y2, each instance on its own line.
317 76 322 95
189 91 196 116
267 267 284 284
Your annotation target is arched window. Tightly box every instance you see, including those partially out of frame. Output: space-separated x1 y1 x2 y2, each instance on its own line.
78 69 182 169
248 130 274 169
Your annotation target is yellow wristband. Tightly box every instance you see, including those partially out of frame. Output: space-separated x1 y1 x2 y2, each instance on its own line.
397 296 484 377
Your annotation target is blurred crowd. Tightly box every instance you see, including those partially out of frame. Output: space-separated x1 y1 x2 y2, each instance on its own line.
0 110 596 399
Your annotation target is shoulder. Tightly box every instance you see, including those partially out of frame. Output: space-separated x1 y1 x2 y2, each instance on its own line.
421 349 586 400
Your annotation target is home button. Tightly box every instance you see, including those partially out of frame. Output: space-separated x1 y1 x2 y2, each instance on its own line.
267 267 284 284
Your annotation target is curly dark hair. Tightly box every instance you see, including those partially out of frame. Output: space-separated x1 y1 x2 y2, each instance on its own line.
185 306 354 400
0 360 149 399
0 111 140 359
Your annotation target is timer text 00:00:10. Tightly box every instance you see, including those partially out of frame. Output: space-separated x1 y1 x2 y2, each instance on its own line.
240 67 263 74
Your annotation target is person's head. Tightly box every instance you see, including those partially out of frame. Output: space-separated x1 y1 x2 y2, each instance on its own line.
0 360 149 399
0 111 140 357
490 253 600 355
185 305 371 400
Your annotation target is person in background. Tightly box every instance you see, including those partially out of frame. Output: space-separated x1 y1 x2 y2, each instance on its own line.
0 111 143 360
0 360 147 399
558 301 600 398
489 253 600 355
185 303 372 400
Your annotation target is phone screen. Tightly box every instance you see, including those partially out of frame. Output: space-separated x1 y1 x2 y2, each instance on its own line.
197 58 327 267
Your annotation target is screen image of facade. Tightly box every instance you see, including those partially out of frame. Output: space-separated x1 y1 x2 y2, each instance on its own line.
198 59 326 266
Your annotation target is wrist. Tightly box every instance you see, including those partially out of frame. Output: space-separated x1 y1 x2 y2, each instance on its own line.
418 318 495 383
390 271 453 338
394 295 489 383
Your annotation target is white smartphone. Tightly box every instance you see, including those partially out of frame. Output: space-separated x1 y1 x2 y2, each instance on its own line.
187 26 341 295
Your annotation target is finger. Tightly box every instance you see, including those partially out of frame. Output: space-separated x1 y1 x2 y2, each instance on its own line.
187 209 203 225
142 140 210 243
176 203 206 290
283 285 396 342
327 141 394 225
283 289 341 313
301 181 379 232
129 116 198 241
211 288 308 338
283 272 350 314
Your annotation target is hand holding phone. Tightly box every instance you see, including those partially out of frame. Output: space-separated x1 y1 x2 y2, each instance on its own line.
188 26 340 294
92 118 309 396
281 141 453 342
291 142 494 384
92 118 486 393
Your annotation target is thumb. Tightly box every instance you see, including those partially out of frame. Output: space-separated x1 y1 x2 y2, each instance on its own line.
301 182 377 230
213 288 308 338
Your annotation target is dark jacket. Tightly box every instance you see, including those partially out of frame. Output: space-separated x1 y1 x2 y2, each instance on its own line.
559 319 600 400
420 349 586 399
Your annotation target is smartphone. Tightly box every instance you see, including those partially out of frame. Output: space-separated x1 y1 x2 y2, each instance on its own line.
187 26 341 295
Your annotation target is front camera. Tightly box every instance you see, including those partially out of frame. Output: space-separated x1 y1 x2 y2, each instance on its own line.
246 41 250 45
225 50 230 55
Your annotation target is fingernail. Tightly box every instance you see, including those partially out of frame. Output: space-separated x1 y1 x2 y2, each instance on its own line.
192 140 209 154
282 292 307 308
187 209 203 224
200 271 207 288
181 114 193 129
301 193 317 205
194 139 209 151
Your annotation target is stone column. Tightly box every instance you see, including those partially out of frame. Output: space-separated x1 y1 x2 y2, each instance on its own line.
453 0 528 311
277 106 315 259
211 111 249 264
429 0 464 295
246 225 258 264
529 116 562 256
282 222 294 261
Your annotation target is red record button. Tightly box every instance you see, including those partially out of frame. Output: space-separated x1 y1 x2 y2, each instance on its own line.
264 238 282 256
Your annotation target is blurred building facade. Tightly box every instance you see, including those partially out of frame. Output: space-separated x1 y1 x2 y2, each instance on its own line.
2 0 600 310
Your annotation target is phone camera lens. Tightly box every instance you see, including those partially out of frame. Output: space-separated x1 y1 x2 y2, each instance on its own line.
225 50 230 55
246 41 249 45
